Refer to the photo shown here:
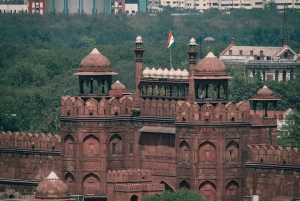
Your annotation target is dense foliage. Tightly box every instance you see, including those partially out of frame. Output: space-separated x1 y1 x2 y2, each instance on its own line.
0 9 300 133
141 189 206 201
278 109 300 148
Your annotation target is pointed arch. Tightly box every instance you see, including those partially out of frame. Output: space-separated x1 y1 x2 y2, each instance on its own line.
160 181 175 191
64 134 75 155
199 181 217 201
130 195 138 201
83 135 100 156
179 140 190 162
199 141 216 163
109 134 123 155
83 173 100 195
225 180 239 200
179 180 190 189
226 140 239 163
65 172 75 194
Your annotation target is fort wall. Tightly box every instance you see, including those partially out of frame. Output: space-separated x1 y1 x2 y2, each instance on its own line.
0 132 61 194
244 145 300 200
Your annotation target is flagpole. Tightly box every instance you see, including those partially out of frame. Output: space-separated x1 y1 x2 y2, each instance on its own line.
170 47 172 69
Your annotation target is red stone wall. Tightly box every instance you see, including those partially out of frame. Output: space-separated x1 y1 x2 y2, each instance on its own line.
0 132 62 194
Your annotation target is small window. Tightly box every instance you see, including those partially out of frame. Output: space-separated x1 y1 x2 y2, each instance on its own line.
112 143 117 154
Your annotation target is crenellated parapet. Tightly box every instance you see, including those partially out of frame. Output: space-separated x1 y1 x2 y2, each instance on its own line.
246 144 299 165
107 169 152 183
140 99 250 122
114 183 165 192
60 96 133 117
0 131 61 151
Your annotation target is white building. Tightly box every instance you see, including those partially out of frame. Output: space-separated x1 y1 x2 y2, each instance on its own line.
0 1 28 14
219 38 300 82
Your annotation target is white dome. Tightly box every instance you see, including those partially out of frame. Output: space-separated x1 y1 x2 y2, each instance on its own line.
150 67 156 78
143 67 150 78
182 69 189 79
162 68 169 78
156 68 163 78
169 68 175 79
175 69 182 79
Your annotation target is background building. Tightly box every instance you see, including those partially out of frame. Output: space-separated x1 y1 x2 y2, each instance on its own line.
220 38 300 82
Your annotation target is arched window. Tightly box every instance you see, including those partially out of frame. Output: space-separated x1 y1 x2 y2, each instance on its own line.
65 172 75 194
226 141 239 163
64 134 74 155
130 195 138 201
199 141 216 163
83 173 100 195
196 84 202 99
218 84 224 99
179 140 190 162
199 181 216 201
109 134 122 155
225 180 239 200
83 135 100 156
179 180 190 189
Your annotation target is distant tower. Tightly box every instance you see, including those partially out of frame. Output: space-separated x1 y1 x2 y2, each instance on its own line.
28 0 47 14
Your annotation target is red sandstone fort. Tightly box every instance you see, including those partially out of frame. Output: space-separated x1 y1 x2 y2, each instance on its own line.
0 36 299 201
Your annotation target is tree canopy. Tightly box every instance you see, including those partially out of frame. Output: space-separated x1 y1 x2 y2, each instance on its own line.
278 109 300 148
142 189 206 201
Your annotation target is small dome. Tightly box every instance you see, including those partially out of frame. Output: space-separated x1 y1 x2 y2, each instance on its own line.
251 85 279 100
162 68 169 78
189 37 197 46
195 52 227 75
111 80 126 90
150 67 156 78
35 171 70 199
156 68 163 78
79 48 111 72
136 35 143 43
182 69 189 79
175 69 182 79
143 67 150 78
169 68 175 79
257 85 274 96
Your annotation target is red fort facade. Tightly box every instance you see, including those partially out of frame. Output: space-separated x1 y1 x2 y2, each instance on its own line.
0 36 300 201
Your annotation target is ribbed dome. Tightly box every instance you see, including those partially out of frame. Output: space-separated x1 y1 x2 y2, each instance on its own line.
111 80 126 90
169 68 175 79
182 69 189 79
175 69 182 79
143 67 150 78
150 67 156 78
162 68 169 78
79 48 111 72
156 68 163 78
195 52 227 75
35 171 70 199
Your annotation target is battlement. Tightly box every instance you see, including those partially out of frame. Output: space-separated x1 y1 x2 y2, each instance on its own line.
60 96 133 117
0 131 61 151
107 169 152 183
114 183 164 192
61 95 252 123
246 144 299 165
141 99 250 122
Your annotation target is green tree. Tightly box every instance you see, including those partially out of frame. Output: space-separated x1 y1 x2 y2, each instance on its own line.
278 109 300 148
142 189 206 201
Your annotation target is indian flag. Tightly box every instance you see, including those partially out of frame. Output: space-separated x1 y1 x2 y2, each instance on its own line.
166 30 175 48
